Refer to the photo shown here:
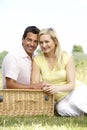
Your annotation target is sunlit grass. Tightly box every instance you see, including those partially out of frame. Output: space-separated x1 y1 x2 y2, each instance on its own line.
0 125 87 130
75 60 87 85
0 69 2 88
0 115 87 130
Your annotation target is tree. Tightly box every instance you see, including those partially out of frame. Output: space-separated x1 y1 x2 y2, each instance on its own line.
72 45 84 53
0 51 8 68
36 48 42 54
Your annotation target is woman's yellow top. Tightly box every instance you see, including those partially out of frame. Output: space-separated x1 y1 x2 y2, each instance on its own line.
33 52 72 102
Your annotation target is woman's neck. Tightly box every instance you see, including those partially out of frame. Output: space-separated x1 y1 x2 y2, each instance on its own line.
44 51 55 59
44 53 57 71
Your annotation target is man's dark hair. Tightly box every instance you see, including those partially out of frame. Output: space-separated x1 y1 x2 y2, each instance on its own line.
23 26 40 39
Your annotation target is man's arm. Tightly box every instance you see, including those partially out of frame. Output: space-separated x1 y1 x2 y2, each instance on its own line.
6 77 46 89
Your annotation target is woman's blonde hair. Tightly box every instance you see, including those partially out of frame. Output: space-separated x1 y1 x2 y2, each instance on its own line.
39 28 62 68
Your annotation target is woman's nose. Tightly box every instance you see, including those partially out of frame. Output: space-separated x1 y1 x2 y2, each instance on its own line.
43 42 46 47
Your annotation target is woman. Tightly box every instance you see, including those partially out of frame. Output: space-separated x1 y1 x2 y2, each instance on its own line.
31 28 87 116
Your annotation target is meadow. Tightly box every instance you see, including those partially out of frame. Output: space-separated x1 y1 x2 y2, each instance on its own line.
0 52 87 130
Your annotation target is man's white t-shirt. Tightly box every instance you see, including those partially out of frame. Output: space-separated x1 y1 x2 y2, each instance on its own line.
2 45 32 89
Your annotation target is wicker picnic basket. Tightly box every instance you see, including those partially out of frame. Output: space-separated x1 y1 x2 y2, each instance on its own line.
0 89 54 116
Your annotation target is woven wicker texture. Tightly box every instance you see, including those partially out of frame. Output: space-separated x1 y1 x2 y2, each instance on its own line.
0 89 54 116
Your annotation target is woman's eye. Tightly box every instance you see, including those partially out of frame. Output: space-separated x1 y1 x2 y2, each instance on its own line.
45 41 49 43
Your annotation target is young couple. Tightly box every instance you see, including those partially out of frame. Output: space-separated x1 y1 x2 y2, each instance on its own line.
2 26 87 116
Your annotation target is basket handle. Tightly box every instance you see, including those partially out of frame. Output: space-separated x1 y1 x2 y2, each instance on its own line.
15 95 49 103
0 96 3 102
45 95 49 101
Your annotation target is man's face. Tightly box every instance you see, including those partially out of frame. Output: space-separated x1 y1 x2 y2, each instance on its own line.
22 32 38 57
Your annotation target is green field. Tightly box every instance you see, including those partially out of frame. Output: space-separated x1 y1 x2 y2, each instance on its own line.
0 69 2 88
0 115 87 130
75 61 87 85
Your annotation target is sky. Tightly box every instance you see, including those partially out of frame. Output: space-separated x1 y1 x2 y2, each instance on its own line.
0 0 87 53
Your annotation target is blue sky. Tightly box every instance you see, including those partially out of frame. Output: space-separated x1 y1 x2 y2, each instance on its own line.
0 0 87 53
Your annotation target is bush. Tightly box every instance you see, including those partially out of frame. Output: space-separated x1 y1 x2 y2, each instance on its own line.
0 51 8 68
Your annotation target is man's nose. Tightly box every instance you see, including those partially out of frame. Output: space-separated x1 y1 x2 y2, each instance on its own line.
30 41 35 46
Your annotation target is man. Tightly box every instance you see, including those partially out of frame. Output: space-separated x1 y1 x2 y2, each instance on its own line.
2 26 45 89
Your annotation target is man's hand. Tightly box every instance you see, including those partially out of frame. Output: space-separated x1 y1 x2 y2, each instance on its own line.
31 82 47 89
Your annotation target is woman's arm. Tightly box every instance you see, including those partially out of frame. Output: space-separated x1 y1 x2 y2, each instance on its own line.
58 55 76 92
31 59 40 84
31 59 47 89
6 77 37 89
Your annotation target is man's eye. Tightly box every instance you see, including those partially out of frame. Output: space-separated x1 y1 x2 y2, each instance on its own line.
34 40 38 44
27 39 32 42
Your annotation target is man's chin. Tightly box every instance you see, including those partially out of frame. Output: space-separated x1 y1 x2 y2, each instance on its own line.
28 50 34 55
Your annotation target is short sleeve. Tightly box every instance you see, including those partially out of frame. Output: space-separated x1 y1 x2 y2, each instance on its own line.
61 51 72 68
2 53 19 80
33 54 43 68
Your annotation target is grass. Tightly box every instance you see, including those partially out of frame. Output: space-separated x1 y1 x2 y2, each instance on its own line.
75 60 87 85
0 52 87 130
0 115 87 130
0 69 2 88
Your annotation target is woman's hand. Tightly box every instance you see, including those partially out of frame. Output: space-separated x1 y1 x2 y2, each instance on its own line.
43 84 59 94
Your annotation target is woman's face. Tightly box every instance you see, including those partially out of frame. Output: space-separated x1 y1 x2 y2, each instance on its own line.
39 34 56 54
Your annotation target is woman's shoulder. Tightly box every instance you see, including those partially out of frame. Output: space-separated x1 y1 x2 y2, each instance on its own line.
33 53 45 66
62 51 72 64
62 51 72 59
33 53 44 62
34 53 43 58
